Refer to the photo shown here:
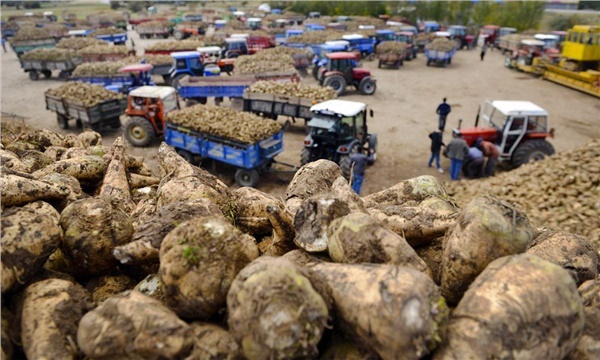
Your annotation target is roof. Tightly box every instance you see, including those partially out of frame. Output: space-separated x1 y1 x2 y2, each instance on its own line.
342 34 365 40
500 27 517 31
534 34 559 41
215 20 228 24
376 29 395 34
359 25 375 30
324 40 349 47
119 64 154 73
225 37 247 43
326 52 356 60
484 25 500 29
310 100 366 117
247 18 262 22
68 30 90 35
522 39 546 46
230 33 249 38
492 101 548 116
196 46 222 53
395 31 413 36
171 51 200 58
435 31 451 37
129 86 176 99
448 25 466 29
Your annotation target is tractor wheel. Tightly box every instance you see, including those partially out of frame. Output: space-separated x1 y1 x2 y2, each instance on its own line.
312 65 320 79
124 116 156 147
170 74 187 89
42 70 52 79
300 147 316 166
339 155 352 180
29 71 39 81
511 140 555 168
234 168 260 187
58 70 70 81
378 59 382 69
56 114 69 130
297 67 308 78
174 30 184 40
359 78 376 96
368 134 378 164
427 59 431 66
323 75 346 97
176 149 196 165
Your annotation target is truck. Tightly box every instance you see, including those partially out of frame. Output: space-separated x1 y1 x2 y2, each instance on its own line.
165 122 286 187
425 48 457 67
242 91 316 127
543 25 599 97
456 100 555 168
45 90 127 131
137 23 171 39
20 55 81 81
10 38 56 57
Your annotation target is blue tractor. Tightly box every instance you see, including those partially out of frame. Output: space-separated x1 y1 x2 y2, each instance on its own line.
375 29 396 46
169 51 204 88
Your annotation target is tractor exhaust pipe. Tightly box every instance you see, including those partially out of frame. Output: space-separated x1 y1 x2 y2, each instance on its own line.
475 104 481 128
458 118 463 129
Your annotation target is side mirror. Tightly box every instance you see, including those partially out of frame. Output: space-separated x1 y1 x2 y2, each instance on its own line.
369 109 374 118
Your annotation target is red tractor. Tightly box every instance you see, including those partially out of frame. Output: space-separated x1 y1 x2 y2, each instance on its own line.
456 100 555 168
318 52 376 96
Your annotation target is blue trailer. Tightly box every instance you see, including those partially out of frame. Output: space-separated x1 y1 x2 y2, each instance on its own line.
305 23 325 31
176 75 255 106
424 48 457 67
94 32 128 45
285 29 303 39
165 122 289 187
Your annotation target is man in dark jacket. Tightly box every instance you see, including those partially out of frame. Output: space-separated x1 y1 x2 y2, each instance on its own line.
349 150 374 195
428 129 445 173
445 132 469 180
436 98 451 132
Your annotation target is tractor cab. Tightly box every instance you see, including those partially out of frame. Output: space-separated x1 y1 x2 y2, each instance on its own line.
118 64 154 93
375 29 395 46
312 40 351 79
196 46 222 65
481 25 500 46
319 52 376 96
302 99 378 178
517 39 547 64
448 25 474 49
124 86 179 147
534 34 561 56
247 18 262 30
169 51 204 88
223 37 249 58
456 100 555 167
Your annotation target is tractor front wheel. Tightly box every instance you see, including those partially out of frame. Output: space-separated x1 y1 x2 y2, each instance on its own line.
323 75 346 96
234 168 260 187
359 78 376 95
511 139 555 168
124 117 156 147
300 147 316 166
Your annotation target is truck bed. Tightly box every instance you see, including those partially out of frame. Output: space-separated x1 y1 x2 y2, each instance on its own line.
243 92 314 121
45 93 126 125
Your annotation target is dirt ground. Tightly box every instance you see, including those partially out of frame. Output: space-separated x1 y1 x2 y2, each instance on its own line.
1 30 599 199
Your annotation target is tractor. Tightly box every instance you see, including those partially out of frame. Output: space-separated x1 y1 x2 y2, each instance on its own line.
318 53 376 96
124 86 180 147
301 99 377 179
456 100 555 168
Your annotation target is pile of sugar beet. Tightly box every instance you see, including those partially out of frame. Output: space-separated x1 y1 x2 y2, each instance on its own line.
1 116 599 360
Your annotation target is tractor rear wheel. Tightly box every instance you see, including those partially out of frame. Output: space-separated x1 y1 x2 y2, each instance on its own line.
29 71 39 81
57 114 69 130
174 30 184 40
124 117 156 147
42 70 52 79
235 168 260 187
359 78 376 95
368 134 378 164
300 147 316 166
339 155 352 180
511 139 555 168
323 75 346 96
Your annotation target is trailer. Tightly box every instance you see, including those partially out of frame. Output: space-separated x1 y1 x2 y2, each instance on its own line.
377 52 404 69
10 38 56 57
80 52 131 63
137 25 171 39
425 48 456 67
45 92 127 131
242 92 315 126
165 122 292 187
95 32 128 45
20 56 82 81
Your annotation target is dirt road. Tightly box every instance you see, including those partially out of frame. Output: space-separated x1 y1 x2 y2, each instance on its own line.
2 32 598 198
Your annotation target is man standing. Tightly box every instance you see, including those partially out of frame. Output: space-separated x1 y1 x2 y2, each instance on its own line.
445 132 469 181
349 150 373 195
1 37 6 53
476 138 500 177
428 129 445 173
436 98 451 132
480 43 488 61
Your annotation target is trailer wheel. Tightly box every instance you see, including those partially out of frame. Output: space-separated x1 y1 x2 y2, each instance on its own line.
235 169 259 187
124 117 155 147
58 70 69 81
300 147 316 166
176 149 196 165
427 59 431 66
57 114 69 130
297 67 308 78
29 71 39 81
42 70 52 79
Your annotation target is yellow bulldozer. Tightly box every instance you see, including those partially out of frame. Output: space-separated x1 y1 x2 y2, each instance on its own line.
543 25 600 97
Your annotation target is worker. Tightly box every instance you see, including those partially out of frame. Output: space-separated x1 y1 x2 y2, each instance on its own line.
476 138 500 177
480 43 487 61
1 37 6 53
428 129 445 173
444 132 469 181
463 146 485 179
350 149 374 195
436 98 451 132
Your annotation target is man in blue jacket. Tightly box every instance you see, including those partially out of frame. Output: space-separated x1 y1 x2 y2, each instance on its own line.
436 98 452 132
